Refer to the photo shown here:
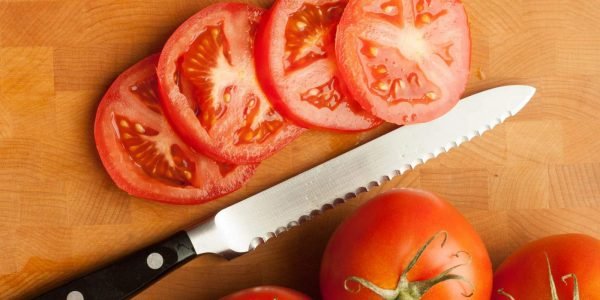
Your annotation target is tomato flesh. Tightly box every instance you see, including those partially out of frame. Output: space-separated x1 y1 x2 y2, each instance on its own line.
255 0 381 131
158 3 304 164
94 55 256 204
336 0 470 125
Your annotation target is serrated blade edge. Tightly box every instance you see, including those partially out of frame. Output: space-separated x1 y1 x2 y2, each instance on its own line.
189 85 535 255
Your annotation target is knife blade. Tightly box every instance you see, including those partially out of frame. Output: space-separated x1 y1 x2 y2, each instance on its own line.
37 85 535 300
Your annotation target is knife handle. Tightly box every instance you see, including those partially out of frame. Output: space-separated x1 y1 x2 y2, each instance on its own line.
35 231 197 300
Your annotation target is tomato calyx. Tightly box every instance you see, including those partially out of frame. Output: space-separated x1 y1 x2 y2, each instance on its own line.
496 289 515 300
344 231 474 300
558 274 580 300
497 253 580 300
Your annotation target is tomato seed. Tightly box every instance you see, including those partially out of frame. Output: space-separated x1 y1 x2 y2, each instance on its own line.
210 28 219 39
376 81 389 91
383 5 397 14
368 47 379 57
135 123 146 134
296 21 307 31
374 65 388 75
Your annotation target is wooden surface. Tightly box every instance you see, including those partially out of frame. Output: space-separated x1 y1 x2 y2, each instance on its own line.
1 0 599 299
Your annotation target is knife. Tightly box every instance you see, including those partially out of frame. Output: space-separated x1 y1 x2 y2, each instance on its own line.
36 85 535 300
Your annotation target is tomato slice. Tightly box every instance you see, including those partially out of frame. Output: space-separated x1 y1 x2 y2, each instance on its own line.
335 0 471 125
94 55 257 204
255 0 382 131
157 3 305 164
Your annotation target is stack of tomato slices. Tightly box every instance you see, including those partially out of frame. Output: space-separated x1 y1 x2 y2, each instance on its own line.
94 0 470 204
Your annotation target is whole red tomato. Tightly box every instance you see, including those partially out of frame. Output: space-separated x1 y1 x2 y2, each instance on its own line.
493 234 600 300
320 188 492 299
220 286 311 300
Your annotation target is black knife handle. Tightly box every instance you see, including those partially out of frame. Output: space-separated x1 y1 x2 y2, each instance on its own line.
35 231 197 300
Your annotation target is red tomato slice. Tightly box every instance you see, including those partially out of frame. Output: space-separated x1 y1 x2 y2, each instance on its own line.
157 3 305 164
255 0 382 131
94 55 257 204
336 0 471 125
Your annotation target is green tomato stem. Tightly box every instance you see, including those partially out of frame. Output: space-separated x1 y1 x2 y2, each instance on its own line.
561 274 579 300
497 288 516 300
344 231 474 300
546 253 561 300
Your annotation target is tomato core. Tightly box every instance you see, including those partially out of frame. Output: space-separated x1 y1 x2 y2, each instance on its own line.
356 30 442 107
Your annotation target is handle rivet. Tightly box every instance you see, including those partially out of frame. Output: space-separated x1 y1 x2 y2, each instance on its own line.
147 252 164 270
66 291 84 300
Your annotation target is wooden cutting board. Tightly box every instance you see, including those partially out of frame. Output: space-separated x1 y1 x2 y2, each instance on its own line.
1 0 599 298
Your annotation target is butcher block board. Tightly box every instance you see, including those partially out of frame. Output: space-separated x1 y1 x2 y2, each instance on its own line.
1 0 599 298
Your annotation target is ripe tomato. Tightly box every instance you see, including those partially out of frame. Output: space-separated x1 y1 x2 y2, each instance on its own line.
220 286 311 300
335 0 471 125
492 234 600 300
255 0 382 131
320 188 492 300
94 55 257 204
157 3 305 164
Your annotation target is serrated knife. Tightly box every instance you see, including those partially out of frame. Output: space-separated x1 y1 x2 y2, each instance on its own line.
36 85 535 300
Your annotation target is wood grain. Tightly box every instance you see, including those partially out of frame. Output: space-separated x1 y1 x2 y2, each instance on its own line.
1 0 599 299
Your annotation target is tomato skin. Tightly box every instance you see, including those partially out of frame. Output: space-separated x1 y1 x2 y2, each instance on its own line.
157 3 305 164
492 234 600 300
220 286 311 300
254 0 382 132
335 0 471 125
94 55 257 204
320 188 492 300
